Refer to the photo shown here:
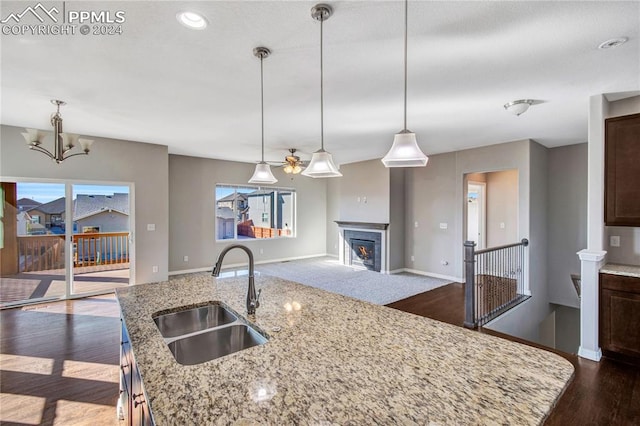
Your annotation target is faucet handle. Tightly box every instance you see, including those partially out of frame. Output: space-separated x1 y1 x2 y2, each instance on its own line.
255 288 262 309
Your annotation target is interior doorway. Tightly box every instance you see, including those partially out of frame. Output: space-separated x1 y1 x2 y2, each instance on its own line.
467 182 486 249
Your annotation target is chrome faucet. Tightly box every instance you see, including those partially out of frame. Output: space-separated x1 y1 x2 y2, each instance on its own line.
212 244 261 315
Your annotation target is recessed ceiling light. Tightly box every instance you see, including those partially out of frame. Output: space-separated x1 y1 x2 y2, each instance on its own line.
598 37 628 49
176 11 208 30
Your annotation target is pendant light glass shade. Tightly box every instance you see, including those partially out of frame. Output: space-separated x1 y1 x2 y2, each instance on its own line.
249 161 278 184
248 46 277 185
303 4 342 179
301 149 341 178
381 131 428 167
382 0 428 168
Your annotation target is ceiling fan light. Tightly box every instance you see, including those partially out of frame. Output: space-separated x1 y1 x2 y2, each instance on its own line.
283 164 294 174
249 161 278 184
292 165 302 174
382 131 428 167
301 149 342 178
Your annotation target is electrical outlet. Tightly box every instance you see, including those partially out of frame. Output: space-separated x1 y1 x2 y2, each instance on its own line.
259 248 264 254
411 255 415 262
610 236 620 247
414 221 418 228
500 222 506 229
152 265 159 273
363 196 367 204
183 256 189 262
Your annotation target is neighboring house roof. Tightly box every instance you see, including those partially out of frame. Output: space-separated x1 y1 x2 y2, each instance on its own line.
216 206 235 220
28 197 65 215
17 197 41 211
217 192 248 203
75 208 128 222
73 193 129 220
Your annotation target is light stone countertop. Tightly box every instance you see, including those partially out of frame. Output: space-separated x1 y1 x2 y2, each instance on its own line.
600 263 640 278
116 272 574 425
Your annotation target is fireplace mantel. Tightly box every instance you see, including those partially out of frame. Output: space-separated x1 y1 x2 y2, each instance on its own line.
335 221 389 230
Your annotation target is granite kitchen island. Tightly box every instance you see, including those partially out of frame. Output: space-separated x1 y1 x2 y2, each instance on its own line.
116 273 574 425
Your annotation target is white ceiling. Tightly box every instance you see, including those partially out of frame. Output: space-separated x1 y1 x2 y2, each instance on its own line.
1 1 639 166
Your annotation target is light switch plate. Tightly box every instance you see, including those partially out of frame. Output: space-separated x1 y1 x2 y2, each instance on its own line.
147 224 156 231
439 223 448 229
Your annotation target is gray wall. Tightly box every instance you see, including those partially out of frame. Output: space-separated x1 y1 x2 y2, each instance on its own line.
405 151 459 278
168 155 327 272
486 170 518 247
337 159 390 223
1 124 169 284
326 177 340 256
486 141 550 343
547 143 587 308
388 168 405 271
554 304 581 354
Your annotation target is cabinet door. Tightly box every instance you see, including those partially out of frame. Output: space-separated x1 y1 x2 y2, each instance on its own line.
600 287 640 359
605 113 640 226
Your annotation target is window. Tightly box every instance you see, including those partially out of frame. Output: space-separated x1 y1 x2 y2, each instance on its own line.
215 184 296 240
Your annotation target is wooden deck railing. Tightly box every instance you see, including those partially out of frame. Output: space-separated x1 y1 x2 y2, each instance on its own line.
73 232 130 267
17 232 130 272
17 235 65 272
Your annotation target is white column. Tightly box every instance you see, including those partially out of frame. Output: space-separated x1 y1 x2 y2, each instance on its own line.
577 249 606 361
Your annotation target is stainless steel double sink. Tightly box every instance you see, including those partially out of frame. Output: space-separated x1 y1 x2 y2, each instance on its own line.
152 302 268 365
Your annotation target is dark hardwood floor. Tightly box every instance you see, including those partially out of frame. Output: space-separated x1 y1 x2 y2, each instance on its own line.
388 283 640 425
0 295 121 425
2 285 639 425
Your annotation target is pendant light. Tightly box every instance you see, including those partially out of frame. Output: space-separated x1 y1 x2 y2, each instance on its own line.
381 0 428 168
302 4 342 178
249 47 278 185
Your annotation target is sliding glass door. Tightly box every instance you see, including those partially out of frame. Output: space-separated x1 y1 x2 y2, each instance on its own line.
71 184 131 297
0 179 134 308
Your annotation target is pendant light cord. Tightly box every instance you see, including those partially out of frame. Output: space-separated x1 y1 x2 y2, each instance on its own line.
260 54 265 162
320 14 325 150
403 0 408 131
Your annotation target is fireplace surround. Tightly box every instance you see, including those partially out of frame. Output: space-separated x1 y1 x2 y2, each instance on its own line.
336 221 388 273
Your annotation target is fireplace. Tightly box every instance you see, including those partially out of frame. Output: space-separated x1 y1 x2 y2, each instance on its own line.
350 238 375 270
342 229 383 272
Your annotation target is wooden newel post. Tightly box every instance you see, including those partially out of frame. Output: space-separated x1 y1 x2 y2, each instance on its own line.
463 240 477 329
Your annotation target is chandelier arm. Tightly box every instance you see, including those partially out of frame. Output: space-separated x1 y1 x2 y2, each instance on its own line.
29 145 56 160
62 152 90 160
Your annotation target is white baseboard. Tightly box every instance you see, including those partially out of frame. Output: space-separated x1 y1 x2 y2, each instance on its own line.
578 346 602 362
402 268 462 283
169 253 329 276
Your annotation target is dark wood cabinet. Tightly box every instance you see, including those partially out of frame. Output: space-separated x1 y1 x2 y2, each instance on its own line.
120 318 154 426
600 273 640 362
605 113 640 226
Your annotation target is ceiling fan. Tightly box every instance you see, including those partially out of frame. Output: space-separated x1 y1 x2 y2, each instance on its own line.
282 149 306 174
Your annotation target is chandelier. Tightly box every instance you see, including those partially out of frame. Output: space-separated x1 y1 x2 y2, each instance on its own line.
22 100 93 164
